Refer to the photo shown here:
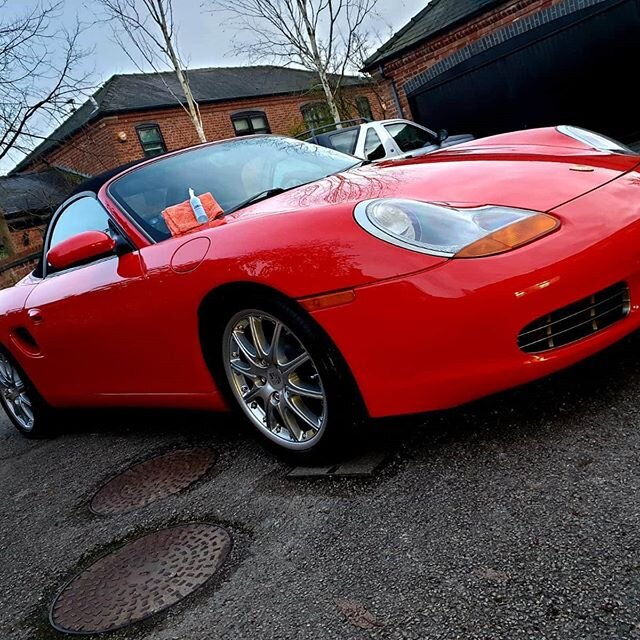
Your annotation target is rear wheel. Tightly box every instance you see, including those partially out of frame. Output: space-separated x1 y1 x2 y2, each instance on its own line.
218 297 362 459
0 350 50 438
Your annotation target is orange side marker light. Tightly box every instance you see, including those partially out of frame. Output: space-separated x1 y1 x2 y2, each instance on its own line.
300 290 356 311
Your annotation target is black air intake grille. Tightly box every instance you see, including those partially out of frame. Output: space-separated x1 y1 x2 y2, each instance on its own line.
517 282 630 353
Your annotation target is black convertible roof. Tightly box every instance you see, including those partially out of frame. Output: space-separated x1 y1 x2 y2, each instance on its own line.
68 159 148 198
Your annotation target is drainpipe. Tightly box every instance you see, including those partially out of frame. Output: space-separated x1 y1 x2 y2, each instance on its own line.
378 64 404 119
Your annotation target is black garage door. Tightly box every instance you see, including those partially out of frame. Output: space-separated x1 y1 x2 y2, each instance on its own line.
408 0 640 142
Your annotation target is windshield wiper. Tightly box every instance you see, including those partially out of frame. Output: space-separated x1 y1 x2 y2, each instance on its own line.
224 188 286 215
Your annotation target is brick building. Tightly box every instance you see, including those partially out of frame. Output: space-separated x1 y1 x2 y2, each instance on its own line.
363 0 640 142
11 65 382 178
0 169 80 287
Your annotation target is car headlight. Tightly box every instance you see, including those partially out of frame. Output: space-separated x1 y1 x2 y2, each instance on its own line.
557 125 635 155
354 199 560 258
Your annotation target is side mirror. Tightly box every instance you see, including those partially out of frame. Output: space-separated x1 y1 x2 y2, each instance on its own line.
437 128 449 144
47 230 116 271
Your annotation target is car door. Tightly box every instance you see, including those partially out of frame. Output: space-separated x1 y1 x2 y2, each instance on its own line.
22 193 151 406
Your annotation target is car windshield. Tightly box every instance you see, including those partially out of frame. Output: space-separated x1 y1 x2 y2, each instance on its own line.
108 136 360 242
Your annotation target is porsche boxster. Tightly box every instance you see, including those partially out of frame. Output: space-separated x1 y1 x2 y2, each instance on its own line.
1 126 638 456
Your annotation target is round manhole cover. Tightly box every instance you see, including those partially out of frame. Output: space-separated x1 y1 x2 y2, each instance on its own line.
90 448 215 515
50 524 232 634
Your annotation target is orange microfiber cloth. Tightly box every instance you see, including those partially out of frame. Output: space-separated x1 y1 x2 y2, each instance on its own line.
162 192 225 236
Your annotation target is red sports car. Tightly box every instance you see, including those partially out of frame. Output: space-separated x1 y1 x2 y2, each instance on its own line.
1 126 638 456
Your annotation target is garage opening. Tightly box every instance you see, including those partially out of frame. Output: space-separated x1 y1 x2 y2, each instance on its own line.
408 0 640 144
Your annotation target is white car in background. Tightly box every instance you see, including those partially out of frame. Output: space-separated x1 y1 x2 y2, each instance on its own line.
301 118 475 161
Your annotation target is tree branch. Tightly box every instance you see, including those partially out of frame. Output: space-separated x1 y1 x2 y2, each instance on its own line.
94 0 207 143
0 4 93 167
208 0 379 126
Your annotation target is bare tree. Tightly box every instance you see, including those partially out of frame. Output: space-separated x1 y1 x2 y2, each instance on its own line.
344 25 392 117
0 1 90 166
96 0 206 142
210 0 378 126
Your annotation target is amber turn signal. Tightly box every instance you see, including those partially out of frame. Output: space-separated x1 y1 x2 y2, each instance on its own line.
455 213 560 258
300 289 356 311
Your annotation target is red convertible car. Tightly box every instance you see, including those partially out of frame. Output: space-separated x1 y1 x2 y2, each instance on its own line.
1 126 638 456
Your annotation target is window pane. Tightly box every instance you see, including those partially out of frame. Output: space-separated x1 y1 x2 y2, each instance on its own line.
301 102 333 130
137 125 166 158
233 118 250 133
232 112 270 136
328 129 358 155
364 128 385 160
138 127 162 144
49 198 111 252
384 123 435 152
143 144 165 158
250 116 267 130
356 96 373 120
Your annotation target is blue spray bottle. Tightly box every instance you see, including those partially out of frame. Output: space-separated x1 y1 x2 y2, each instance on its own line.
189 188 209 224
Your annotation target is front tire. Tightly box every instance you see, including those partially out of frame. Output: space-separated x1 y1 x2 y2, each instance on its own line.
0 350 51 438
217 296 362 460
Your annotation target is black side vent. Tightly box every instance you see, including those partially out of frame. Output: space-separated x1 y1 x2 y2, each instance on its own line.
518 282 630 353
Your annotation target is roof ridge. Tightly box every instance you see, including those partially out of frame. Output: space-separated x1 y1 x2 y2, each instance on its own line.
98 75 124 108
365 0 444 63
108 64 313 79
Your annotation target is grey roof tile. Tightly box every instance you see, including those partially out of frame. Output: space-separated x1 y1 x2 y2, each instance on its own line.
11 65 365 174
363 0 506 69
0 169 78 218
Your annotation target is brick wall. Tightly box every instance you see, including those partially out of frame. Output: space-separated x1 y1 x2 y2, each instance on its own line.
27 86 384 177
373 0 565 119
0 250 39 289
8 226 44 253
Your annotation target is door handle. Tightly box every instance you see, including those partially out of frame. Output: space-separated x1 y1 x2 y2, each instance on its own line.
27 309 43 324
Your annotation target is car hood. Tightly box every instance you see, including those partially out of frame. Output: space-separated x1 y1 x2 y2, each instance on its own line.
229 144 640 221
194 135 640 299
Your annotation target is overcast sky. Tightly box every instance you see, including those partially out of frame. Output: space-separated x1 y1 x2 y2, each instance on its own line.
69 0 420 79
1 0 421 173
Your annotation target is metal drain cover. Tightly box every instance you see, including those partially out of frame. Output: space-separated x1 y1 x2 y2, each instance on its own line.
90 448 215 515
50 524 231 634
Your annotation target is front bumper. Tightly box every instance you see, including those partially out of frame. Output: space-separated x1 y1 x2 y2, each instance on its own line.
309 173 640 417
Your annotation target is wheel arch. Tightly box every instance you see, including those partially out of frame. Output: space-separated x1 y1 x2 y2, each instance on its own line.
0 339 39 390
197 280 298 334
196 280 368 417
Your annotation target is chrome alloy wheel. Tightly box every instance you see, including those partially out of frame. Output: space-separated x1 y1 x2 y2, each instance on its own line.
222 310 327 450
0 352 34 431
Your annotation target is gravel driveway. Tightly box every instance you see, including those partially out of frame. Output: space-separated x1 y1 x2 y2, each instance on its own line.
1 332 639 640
